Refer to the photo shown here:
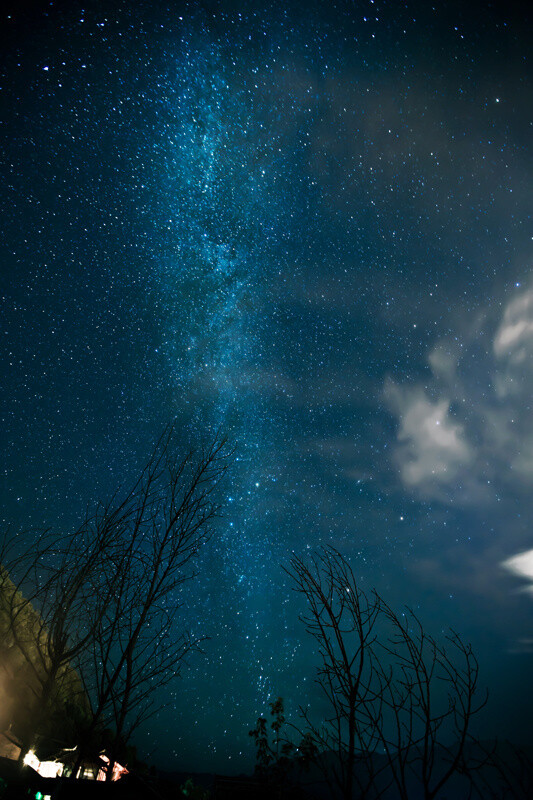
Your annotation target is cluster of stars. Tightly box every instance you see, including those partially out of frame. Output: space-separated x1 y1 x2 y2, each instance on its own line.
1 0 532 774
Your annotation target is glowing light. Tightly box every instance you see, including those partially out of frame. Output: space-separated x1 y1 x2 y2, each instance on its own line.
23 751 63 778
24 751 38 769
97 754 129 782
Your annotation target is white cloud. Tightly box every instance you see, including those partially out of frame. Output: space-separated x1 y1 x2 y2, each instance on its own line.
494 290 533 361
381 284 533 611
502 549 533 595
503 549 533 580
427 343 457 384
385 383 472 494
512 438 533 480
492 288 533 399
385 283 533 501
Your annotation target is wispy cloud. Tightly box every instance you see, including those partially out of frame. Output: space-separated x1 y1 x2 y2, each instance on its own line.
494 289 533 363
384 383 473 495
502 549 533 593
385 283 533 501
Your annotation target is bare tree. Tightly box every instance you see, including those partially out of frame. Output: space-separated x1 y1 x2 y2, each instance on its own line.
74 428 230 778
469 740 533 800
287 549 388 800
287 547 486 800
372 600 486 800
0 426 230 777
0 499 130 759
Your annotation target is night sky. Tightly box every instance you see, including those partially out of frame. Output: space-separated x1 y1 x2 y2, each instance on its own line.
1 0 533 774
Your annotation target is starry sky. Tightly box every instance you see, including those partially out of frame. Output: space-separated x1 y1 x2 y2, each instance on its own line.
1 0 533 774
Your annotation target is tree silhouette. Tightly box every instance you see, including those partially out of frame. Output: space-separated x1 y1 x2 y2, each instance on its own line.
0 425 230 778
249 697 298 781
76 428 229 778
288 547 487 800
0 503 124 759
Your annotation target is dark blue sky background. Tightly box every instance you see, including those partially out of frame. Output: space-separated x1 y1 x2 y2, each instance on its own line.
1 0 533 773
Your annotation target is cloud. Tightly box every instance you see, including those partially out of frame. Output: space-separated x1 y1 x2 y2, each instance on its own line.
385 283 533 501
384 382 473 495
513 440 533 479
502 549 533 595
493 288 533 399
502 549 533 582
427 342 459 384
494 289 533 362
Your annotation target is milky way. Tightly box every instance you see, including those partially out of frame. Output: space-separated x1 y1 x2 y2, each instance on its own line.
1 0 532 772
